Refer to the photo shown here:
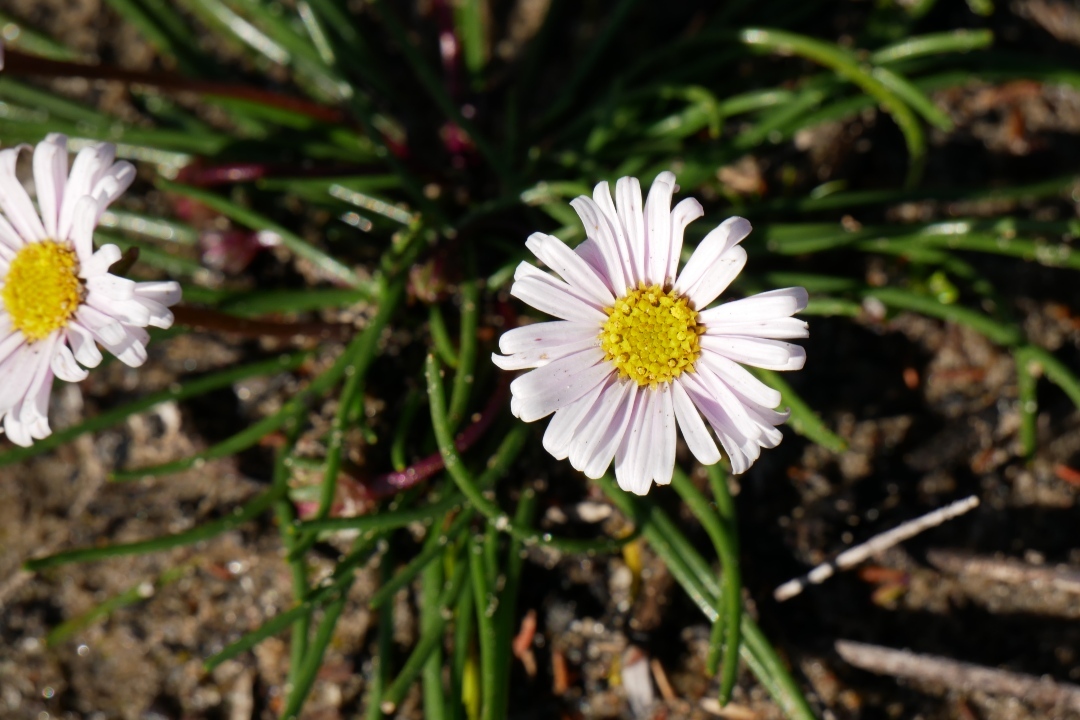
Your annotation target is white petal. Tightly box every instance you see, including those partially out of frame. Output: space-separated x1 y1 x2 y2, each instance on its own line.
615 177 646 285
681 372 754 475
498 320 597 355
571 195 628 292
66 321 103 368
700 335 806 372
51 341 89 382
571 380 636 479
492 335 598 371
69 195 102 264
59 143 116 241
87 292 152 327
100 325 149 368
0 145 46 243
542 377 608 460
0 329 24 367
87 273 136 301
525 232 614 307
90 161 136 219
33 134 68 239
696 351 782 409
671 378 721 465
673 217 751 307
75 305 126 346
511 263 607 325
650 387 677 487
690 363 764 444
614 388 653 495
667 197 703 285
133 280 182 307
591 182 635 287
509 347 611 422
643 171 675 286
573 238 611 290
80 244 123 278
700 287 809 323
705 318 809 340
132 297 175 329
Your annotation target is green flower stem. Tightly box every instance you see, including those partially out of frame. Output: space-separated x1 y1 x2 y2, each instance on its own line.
25 487 285 571
368 509 475 609
869 29 994 65
157 178 366 288
430 305 460 369
391 388 426 472
739 27 926 186
469 535 499 720
1021 345 1080 408
0 351 309 470
425 354 634 554
381 552 470 715
598 475 816 720
448 254 480 432
366 546 396 720
671 468 741 704
450 557 475 720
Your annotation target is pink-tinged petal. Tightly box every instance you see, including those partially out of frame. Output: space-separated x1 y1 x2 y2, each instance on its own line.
681 372 754 475
673 217 751 306
704 318 809 340
691 363 764 444
700 287 808 323
591 182 635 287
0 145 46 243
498 320 597 355
0 213 23 254
0 329 25 367
19 334 58 440
667 197 703 285
511 263 607 325
643 171 675 286
696 351 782 409
744 405 785 448
132 281 181 307
90 161 136 219
525 232 614 307
132 297 175 329
80 244 123 278
33 134 69 239
671 378 721 465
59 143 116 241
66 321 103 368
68 195 101 264
614 388 652 495
86 273 136 301
615 176 646 285
700 335 806 372
573 238 611 288
51 341 89 382
650 387 677 487
509 347 610 422
572 380 637 479
492 335 598 371
75 305 126 346
572 195 630 291
0 341 41 413
542 377 608 460
99 325 149 368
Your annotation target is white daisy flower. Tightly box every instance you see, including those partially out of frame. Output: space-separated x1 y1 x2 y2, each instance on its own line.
0 134 181 447
493 172 807 495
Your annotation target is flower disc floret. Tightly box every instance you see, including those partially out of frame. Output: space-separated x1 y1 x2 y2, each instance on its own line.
2 240 83 342
600 284 703 387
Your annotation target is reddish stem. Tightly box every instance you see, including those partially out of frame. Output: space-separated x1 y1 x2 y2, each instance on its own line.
172 304 355 342
4 50 345 124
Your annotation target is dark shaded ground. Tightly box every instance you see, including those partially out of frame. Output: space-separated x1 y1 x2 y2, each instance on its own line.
3 1 1080 719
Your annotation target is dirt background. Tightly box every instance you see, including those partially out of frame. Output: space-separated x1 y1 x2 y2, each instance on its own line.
2 1 1080 719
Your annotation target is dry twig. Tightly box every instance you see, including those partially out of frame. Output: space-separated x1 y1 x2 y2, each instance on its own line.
927 549 1080 593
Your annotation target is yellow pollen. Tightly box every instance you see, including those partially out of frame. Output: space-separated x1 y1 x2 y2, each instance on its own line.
1 240 83 342
599 284 703 387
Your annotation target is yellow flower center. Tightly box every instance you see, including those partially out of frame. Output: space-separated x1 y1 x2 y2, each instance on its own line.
1 240 84 342
599 284 703 387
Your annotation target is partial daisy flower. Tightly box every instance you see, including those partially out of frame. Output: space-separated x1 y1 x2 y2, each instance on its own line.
0 134 181 447
493 172 806 495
